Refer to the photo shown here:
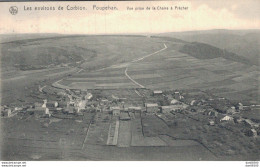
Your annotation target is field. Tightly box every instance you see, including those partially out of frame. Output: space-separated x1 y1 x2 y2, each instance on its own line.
2 34 258 105
37 35 258 105
1 33 259 161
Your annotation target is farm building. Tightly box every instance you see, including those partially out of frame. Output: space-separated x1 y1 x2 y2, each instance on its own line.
57 101 68 107
238 103 243 110
34 102 43 109
46 101 58 108
85 93 93 100
45 108 51 117
145 103 159 113
207 110 218 117
170 99 179 105
227 106 236 114
77 100 86 111
100 99 109 105
128 106 142 112
209 120 215 126
2 109 12 117
220 115 234 122
120 112 131 121
153 90 163 96
160 105 186 113
68 106 75 114
251 129 258 137
28 107 50 117
244 129 258 137
190 100 196 106
111 106 121 116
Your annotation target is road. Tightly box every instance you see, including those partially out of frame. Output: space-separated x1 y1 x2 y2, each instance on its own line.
52 43 167 90
125 43 167 88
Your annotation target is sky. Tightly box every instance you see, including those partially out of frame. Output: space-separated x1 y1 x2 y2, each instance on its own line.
0 0 259 34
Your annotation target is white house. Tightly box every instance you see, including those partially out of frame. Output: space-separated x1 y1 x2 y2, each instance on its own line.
170 99 179 105
111 106 121 116
85 93 93 100
220 115 234 122
153 90 163 96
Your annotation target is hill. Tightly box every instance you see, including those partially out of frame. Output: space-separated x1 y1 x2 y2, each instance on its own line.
157 29 260 65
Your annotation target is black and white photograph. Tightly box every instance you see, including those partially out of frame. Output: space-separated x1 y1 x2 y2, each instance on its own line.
0 0 259 165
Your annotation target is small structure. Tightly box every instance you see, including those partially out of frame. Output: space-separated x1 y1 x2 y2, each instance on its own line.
28 107 45 117
220 115 234 122
45 108 51 118
68 106 75 114
2 109 12 117
238 103 243 110
209 120 215 126
100 99 109 105
170 99 179 105
77 100 86 112
251 129 258 137
153 90 163 96
190 100 196 106
111 106 121 116
34 102 43 109
160 106 175 113
227 106 236 114
145 103 159 113
244 129 257 137
58 101 68 108
46 101 58 108
120 112 131 121
85 93 93 100
208 110 218 117
128 106 142 112
14 107 23 111
161 104 187 113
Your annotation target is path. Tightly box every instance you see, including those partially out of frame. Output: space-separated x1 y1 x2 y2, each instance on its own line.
125 43 167 88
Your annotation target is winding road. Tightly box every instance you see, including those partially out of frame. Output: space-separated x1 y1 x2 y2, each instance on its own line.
125 43 167 88
52 43 167 90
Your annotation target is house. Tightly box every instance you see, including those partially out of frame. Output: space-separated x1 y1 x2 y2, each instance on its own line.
190 100 196 106
100 99 109 105
68 106 75 114
34 102 43 109
251 129 258 137
153 90 163 96
145 103 159 113
2 109 12 117
58 101 68 108
45 108 51 118
208 110 218 117
120 112 131 121
161 106 173 113
170 99 179 105
244 129 257 137
238 103 243 110
209 120 215 126
46 101 58 108
85 93 93 100
128 106 142 112
220 115 234 122
14 107 23 111
161 104 187 113
28 107 45 116
74 90 81 95
111 106 121 116
77 100 86 111
227 106 236 114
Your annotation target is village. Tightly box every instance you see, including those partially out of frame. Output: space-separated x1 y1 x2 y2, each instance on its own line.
1 84 260 160
2 84 259 137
